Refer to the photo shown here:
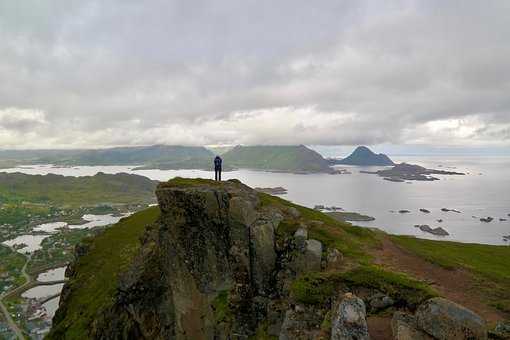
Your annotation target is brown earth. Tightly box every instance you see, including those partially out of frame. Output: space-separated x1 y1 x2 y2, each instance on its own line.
372 235 506 325
367 316 393 340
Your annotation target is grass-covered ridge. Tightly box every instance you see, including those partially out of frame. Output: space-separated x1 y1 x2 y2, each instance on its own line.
0 145 213 167
222 145 332 173
0 172 157 207
47 206 160 339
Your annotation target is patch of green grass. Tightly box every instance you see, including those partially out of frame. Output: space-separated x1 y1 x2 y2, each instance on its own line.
0 245 27 291
212 290 231 323
47 206 160 340
161 177 224 188
250 320 278 340
290 272 339 305
291 265 436 308
392 235 510 313
341 265 437 308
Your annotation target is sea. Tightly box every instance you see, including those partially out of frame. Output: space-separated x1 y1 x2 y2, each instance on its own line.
2 155 509 246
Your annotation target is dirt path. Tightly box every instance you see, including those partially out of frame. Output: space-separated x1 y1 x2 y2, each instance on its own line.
372 236 506 324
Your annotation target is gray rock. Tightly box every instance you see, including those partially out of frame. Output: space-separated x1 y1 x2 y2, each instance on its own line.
327 248 343 269
279 307 322 340
331 293 370 340
492 321 510 339
304 239 322 272
250 219 276 295
368 293 395 311
391 312 433 340
288 238 322 274
416 297 487 340
294 227 308 239
287 207 301 219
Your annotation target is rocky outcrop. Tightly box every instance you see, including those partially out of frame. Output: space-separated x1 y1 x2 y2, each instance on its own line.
331 293 370 340
415 298 487 340
414 225 450 236
52 179 336 339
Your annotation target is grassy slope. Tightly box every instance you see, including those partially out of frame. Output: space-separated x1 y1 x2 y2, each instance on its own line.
48 206 160 339
0 172 157 206
223 145 331 172
392 235 510 312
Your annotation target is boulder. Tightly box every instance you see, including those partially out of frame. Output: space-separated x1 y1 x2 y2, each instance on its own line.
250 219 277 295
287 206 301 219
491 321 510 339
294 227 308 250
331 293 370 340
326 248 343 270
368 293 395 312
416 297 487 340
391 312 433 340
304 239 322 272
294 227 308 239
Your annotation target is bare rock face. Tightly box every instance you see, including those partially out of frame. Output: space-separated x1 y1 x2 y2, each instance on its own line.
87 180 282 339
304 239 323 271
416 298 487 340
331 293 370 340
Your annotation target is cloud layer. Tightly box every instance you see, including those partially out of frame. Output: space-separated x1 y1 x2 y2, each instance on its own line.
0 0 509 148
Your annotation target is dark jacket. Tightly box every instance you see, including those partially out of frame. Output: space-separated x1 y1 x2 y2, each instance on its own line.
214 156 222 169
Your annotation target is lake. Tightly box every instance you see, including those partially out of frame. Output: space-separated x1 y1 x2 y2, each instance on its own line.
2 214 128 253
2 155 509 245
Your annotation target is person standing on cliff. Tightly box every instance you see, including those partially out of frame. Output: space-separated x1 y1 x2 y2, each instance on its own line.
214 155 222 181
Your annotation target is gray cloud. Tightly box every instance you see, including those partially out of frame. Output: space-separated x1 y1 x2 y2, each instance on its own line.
0 0 509 148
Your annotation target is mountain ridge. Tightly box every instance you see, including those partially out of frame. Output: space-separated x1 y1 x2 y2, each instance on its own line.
330 146 395 166
222 144 332 173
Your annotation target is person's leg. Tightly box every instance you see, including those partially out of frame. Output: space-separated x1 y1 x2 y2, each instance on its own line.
215 169 219 181
219 168 221 181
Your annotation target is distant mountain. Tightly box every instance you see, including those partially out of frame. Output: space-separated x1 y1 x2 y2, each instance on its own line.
330 146 394 166
223 145 332 173
0 145 214 168
63 145 213 166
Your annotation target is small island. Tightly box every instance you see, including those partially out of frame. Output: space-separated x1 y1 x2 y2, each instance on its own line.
254 187 288 195
326 211 375 222
414 225 450 236
361 163 465 182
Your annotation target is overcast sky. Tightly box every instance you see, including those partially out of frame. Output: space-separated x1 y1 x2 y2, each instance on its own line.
0 1 509 150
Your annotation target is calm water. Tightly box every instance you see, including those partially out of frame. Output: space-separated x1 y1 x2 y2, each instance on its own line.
2 214 127 253
2 156 509 245
37 267 66 282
